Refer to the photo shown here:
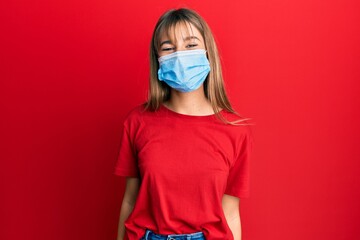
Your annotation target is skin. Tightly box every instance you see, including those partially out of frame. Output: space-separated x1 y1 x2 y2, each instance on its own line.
117 22 242 240
117 178 140 240
158 22 214 116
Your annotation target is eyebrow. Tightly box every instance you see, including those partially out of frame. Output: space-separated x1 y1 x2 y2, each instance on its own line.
160 36 200 47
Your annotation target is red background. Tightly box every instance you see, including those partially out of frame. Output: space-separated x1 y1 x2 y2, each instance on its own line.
1 1 359 240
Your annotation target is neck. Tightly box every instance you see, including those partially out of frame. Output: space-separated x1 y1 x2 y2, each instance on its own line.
164 85 214 115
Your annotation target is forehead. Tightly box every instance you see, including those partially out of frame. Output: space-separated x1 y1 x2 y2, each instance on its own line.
159 21 203 43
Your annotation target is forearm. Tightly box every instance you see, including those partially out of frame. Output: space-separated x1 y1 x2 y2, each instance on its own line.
117 201 135 240
224 212 242 240
117 177 140 240
222 194 242 240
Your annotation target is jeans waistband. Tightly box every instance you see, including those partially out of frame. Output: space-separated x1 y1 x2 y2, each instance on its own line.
143 229 205 240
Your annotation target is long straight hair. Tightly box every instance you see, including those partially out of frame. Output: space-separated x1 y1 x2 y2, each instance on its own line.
145 8 252 125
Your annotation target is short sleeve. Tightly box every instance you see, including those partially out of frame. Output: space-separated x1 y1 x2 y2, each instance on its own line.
113 123 140 178
224 129 253 198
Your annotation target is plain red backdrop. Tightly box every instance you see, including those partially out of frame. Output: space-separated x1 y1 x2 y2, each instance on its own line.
1 0 359 240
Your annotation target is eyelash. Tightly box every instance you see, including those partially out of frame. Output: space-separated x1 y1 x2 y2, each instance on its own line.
161 43 198 51
162 47 175 51
186 44 198 48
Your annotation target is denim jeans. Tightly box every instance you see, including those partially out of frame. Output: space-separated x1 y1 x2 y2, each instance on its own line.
140 229 206 240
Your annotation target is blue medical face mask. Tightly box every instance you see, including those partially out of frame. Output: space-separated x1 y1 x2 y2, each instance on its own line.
157 49 211 92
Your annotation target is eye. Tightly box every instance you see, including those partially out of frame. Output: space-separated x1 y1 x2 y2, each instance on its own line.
161 47 175 51
186 43 198 48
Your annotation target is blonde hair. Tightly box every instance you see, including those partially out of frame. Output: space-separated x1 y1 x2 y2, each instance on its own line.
145 8 252 125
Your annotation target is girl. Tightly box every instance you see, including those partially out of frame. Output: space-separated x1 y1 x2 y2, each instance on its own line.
115 8 254 240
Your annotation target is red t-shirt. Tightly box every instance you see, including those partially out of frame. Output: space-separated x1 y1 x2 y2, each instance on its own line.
114 104 253 240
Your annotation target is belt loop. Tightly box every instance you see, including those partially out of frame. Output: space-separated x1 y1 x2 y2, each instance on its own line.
144 229 150 240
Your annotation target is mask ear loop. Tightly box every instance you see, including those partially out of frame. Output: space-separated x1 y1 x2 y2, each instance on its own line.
204 50 209 59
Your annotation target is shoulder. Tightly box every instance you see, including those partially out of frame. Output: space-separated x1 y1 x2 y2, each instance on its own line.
220 109 254 127
219 109 254 141
121 103 147 128
122 103 163 128
123 103 146 119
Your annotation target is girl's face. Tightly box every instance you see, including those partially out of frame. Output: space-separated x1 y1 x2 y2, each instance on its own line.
158 22 206 57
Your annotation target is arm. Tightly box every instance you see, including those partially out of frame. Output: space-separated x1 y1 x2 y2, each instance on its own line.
222 194 242 240
117 177 140 240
